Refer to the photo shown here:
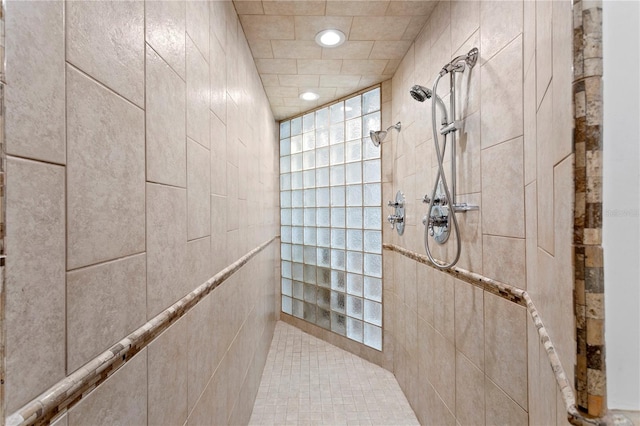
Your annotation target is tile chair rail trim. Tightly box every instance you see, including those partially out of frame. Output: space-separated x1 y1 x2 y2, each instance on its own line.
6 236 279 426
383 243 527 306
383 243 606 426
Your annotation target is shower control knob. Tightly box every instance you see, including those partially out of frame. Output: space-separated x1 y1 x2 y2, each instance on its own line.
387 214 404 229
433 197 447 206
422 195 431 204
388 201 404 208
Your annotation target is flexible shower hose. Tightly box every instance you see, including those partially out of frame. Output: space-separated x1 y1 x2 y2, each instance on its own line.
423 73 462 269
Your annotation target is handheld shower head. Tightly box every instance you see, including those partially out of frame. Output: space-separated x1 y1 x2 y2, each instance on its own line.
410 85 432 102
439 47 480 76
410 82 449 125
465 47 479 68
369 122 402 147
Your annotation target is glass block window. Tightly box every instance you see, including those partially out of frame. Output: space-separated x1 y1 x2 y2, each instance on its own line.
280 87 383 351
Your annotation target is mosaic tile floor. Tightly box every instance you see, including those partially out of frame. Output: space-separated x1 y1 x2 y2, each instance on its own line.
249 321 419 426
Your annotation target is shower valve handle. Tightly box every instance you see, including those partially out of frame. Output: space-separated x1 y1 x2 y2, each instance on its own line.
387 214 404 229
422 195 448 206
423 216 436 236
388 201 404 208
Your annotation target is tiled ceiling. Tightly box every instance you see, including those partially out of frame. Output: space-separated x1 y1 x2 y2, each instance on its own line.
233 0 437 120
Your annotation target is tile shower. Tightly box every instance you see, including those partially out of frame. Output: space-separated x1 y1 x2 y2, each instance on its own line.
279 88 384 350
0 0 622 425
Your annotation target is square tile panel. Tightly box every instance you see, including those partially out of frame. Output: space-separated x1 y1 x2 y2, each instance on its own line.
249 322 420 425
233 0 436 119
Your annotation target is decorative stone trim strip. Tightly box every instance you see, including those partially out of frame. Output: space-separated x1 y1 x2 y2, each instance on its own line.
383 243 526 306
383 243 605 426
573 0 606 418
524 291 604 426
6 236 279 426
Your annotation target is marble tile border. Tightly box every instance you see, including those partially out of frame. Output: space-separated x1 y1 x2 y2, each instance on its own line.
383 244 605 426
573 0 606 418
5 236 278 426
383 244 526 307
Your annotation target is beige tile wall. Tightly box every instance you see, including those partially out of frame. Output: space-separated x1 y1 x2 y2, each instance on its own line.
5 157 66 415
382 0 575 424
68 348 148 426
4 0 280 423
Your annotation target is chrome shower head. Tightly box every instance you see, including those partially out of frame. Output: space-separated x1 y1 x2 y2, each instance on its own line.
369 130 387 146
410 85 432 102
411 82 449 125
439 47 480 76
465 47 479 68
369 122 402 147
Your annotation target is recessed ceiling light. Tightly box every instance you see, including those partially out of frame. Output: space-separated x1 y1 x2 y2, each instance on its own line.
300 91 320 101
315 29 346 48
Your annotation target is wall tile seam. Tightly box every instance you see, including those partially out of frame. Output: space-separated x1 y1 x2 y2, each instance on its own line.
225 321 264 424
385 243 604 426
64 62 144 113
64 250 146 275
5 236 279 426
480 233 526 241
187 302 276 425
553 151 576 172
145 42 186 86
479 133 525 154
186 234 209 244
185 31 209 69
3 154 65 169
537 75 553 113
145 180 186 191
480 32 525 67
189 301 263 425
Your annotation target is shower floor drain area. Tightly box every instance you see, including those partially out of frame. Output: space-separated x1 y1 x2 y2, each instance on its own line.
249 322 419 426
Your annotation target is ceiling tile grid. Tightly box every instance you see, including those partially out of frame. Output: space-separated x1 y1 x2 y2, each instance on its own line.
233 0 437 120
